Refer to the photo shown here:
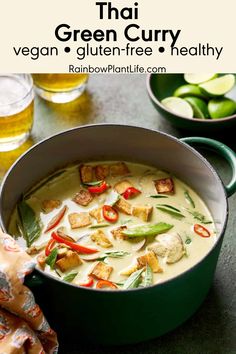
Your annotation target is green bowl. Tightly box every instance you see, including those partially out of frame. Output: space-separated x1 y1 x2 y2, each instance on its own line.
147 74 236 132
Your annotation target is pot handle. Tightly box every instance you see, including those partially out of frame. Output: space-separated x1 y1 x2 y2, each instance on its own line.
181 137 236 198
24 272 44 288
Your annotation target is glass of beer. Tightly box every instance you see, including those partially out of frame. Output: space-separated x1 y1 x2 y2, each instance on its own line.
32 74 88 103
0 74 34 152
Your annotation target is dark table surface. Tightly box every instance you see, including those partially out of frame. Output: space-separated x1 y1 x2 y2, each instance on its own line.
0 74 235 354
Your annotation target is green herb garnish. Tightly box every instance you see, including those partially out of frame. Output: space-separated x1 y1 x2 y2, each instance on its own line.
96 251 130 261
184 190 195 208
123 222 173 238
187 209 212 224
184 246 189 257
104 251 130 258
157 204 181 212
123 268 144 289
63 272 78 283
89 223 110 229
120 219 132 225
45 248 58 269
114 281 125 286
149 195 168 199
185 236 192 244
156 204 185 219
17 200 41 247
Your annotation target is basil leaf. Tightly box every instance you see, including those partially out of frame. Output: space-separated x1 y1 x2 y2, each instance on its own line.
184 190 195 208
123 269 144 289
157 204 181 212
83 180 103 186
45 248 58 269
95 256 108 261
114 281 125 286
149 195 168 199
123 222 173 238
63 272 78 283
89 223 109 229
187 209 212 224
156 206 185 219
17 200 41 247
143 264 153 287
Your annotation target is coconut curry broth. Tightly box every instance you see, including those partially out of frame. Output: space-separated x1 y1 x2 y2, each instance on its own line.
9 161 216 289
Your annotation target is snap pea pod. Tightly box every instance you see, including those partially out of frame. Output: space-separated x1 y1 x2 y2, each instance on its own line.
123 222 173 238
143 264 153 287
45 248 58 269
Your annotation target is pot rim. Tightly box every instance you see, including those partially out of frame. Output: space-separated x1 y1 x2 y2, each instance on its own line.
0 123 229 293
146 73 236 123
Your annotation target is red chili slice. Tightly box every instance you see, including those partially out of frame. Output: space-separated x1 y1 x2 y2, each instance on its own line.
96 280 118 289
122 187 141 200
194 224 211 238
78 276 94 288
102 205 118 223
51 232 98 254
44 205 67 233
45 239 56 256
88 181 109 194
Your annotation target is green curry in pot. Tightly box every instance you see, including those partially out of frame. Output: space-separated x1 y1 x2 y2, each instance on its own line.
9 161 216 290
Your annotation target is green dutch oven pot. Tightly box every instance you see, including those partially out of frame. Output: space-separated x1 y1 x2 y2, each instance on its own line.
0 125 236 345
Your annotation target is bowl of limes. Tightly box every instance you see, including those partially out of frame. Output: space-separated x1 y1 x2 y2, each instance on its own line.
147 73 236 131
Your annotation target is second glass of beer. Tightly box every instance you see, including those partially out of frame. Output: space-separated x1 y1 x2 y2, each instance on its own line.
32 74 88 103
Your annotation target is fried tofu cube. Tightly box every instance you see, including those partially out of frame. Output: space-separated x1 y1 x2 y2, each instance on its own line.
56 250 82 272
154 178 175 195
110 162 130 176
91 230 113 248
73 189 93 206
90 261 113 280
137 251 163 273
132 205 153 222
89 207 104 223
120 264 139 276
79 164 94 184
68 212 91 229
114 180 133 195
114 198 132 215
94 164 110 180
111 226 128 240
41 199 62 214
